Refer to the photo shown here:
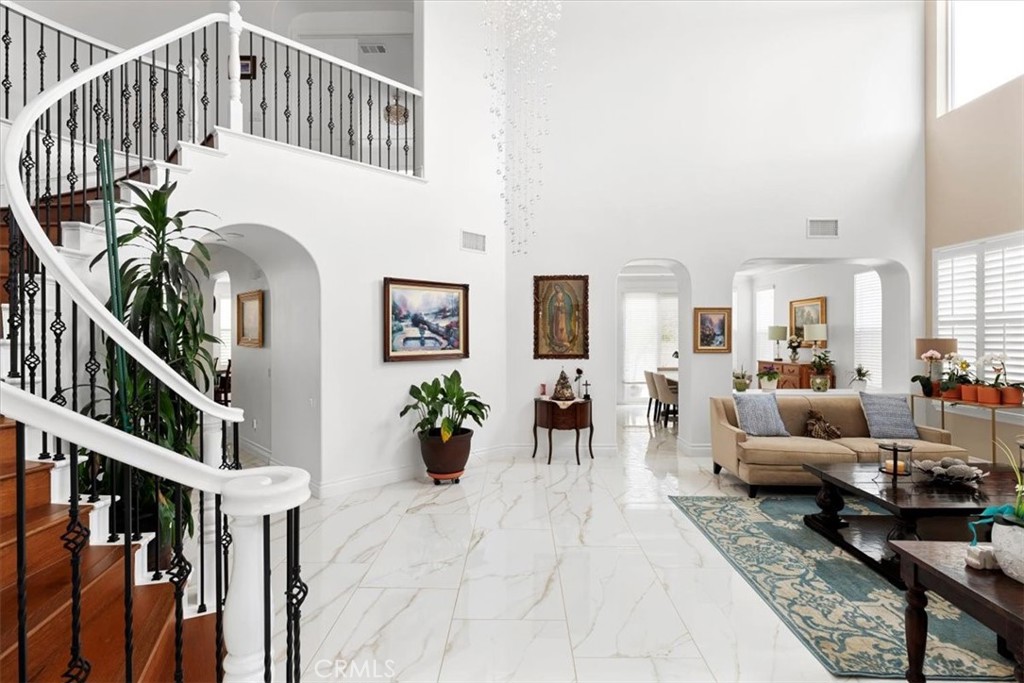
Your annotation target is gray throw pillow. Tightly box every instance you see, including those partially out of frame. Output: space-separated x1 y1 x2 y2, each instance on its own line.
859 392 920 439
734 393 790 437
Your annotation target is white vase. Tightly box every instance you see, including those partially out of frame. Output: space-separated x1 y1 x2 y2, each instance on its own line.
993 518 1024 583
849 379 867 393
760 378 778 392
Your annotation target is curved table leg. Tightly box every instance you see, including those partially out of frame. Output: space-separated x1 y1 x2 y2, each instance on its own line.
588 421 594 459
905 585 928 683
574 428 581 465
532 421 538 459
547 428 553 465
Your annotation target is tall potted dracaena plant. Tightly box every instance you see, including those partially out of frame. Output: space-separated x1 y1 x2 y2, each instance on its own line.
89 178 219 548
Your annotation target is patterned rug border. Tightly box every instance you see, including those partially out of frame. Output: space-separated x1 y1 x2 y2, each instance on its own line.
668 495 1011 681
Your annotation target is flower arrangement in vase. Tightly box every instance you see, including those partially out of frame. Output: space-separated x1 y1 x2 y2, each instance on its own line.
809 350 834 392
978 354 1007 405
786 335 802 362
911 349 943 397
732 367 752 392
757 364 780 392
939 354 973 400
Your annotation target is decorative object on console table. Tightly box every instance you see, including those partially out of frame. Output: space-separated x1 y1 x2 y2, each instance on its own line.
849 364 871 393
768 325 788 361
237 289 264 348
693 307 732 353
757 364 780 392
551 369 575 401
789 297 826 348
533 275 589 359
384 277 469 362
399 370 490 484
756 360 835 389
532 396 594 465
809 350 835 392
787 334 803 362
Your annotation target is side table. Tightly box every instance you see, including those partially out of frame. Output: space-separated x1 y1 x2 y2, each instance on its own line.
532 398 594 465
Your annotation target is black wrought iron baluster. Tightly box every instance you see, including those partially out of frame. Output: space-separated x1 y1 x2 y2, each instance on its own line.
328 64 334 156
9 212 23 385
297 52 302 147
248 31 253 135
259 38 267 138
412 96 417 176
215 493 224 683
191 31 196 143
233 421 241 469
285 506 308 683
263 515 272 683
198 412 207 614
347 69 354 158
151 377 163 580
15 421 27 682
149 51 158 160
122 460 135 682
306 53 313 150
67 40 79 222
202 28 210 138
386 84 392 171
403 90 409 175
2 5 10 118
284 46 291 144
170 481 191 683
63 406 92 683
377 80 381 168
220 418 228 469
176 38 185 147
134 59 142 175
163 44 170 159
320 59 326 153
215 25 220 127
120 63 130 168
366 76 373 166
22 111 38 395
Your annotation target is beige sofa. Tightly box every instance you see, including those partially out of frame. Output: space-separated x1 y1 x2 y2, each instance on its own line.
709 394 967 497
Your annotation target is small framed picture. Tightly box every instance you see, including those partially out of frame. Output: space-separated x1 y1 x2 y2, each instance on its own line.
237 290 264 348
384 277 469 362
239 55 257 80
693 307 732 353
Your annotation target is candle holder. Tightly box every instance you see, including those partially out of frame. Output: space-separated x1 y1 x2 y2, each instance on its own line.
878 442 913 482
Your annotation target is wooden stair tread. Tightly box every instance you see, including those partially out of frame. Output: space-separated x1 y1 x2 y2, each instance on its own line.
0 459 52 479
0 504 88 549
0 545 123 655
141 612 220 683
29 581 175 682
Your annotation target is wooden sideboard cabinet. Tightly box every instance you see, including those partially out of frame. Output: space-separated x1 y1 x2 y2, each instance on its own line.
757 361 835 390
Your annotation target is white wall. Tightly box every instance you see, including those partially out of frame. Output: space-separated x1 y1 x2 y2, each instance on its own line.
170 0 505 496
505 0 925 455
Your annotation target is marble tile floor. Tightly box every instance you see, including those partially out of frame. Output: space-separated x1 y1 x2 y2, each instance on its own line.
247 407 937 683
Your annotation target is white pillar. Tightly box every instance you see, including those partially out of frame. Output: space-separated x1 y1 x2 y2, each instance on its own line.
227 1 243 131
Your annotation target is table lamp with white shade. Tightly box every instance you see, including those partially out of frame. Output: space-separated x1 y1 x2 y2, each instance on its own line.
804 324 827 352
768 326 788 361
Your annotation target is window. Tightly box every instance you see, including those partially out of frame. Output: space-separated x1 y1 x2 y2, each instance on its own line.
621 292 678 385
218 296 232 368
854 271 883 390
948 0 1024 111
934 233 1024 383
755 287 775 363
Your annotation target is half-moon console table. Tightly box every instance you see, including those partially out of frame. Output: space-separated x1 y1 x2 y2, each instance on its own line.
532 397 594 465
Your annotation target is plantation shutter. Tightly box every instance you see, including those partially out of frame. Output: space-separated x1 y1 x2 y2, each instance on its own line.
983 241 1024 383
755 288 775 363
935 250 978 368
219 297 232 368
854 271 883 390
656 294 679 368
622 292 658 383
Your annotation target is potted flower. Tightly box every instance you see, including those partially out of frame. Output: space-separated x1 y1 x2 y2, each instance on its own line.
809 350 834 392
1003 382 1024 406
939 354 972 400
849 365 870 393
978 354 1006 405
911 349 943 397
786 335 802 362
757 364 780 392
732 367 752 392
400 370 490 484
991 438 1024 583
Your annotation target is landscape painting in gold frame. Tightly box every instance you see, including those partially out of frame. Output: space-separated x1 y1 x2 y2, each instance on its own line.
237 290 264 348
693 307 731 353
789 296 827 348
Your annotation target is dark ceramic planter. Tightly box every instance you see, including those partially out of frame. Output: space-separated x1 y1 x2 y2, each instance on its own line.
419 428 473 482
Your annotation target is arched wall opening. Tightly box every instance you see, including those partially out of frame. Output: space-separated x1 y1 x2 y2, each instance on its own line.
196 223 323 483
731 257 912 392
615 259 693 436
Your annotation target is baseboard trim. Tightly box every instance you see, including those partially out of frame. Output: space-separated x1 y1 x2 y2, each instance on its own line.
240 437 272 463
679 440 711 457
312 464 422 499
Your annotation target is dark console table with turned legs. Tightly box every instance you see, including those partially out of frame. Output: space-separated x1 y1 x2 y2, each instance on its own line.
532 398 594 465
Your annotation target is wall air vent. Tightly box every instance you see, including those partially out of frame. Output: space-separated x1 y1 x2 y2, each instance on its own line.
360 44 386 54
806 219 839 239
461 230 487 254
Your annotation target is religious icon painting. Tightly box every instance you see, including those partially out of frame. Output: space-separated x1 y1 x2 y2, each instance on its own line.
533 275 589 359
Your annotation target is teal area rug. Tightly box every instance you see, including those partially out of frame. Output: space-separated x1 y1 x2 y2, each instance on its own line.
669 496 1013 679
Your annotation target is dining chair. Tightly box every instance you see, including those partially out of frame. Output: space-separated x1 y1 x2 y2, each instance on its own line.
653 373 679 428
643 371 661 421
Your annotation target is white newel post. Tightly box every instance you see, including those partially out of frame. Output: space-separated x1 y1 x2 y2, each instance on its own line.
199 420 224 609
221 477 274 682
227 1 243 131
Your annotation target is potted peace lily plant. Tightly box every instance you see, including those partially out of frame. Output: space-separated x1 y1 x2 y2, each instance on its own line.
400 370 490 484
757 364 780 392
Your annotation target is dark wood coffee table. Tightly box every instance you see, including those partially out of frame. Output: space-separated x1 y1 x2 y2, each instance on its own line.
889 541 1023 682
802 463 1018 587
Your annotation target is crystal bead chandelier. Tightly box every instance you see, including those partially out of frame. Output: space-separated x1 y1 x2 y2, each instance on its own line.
483 1 561 255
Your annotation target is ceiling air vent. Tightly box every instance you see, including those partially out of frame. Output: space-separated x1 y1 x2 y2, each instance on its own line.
806 219 839 239
461 230 487 254
360 44 386 54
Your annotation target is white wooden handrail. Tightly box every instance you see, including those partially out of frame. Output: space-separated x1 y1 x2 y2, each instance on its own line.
0 383 309 515
2 11 243 423
241 20 423 96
